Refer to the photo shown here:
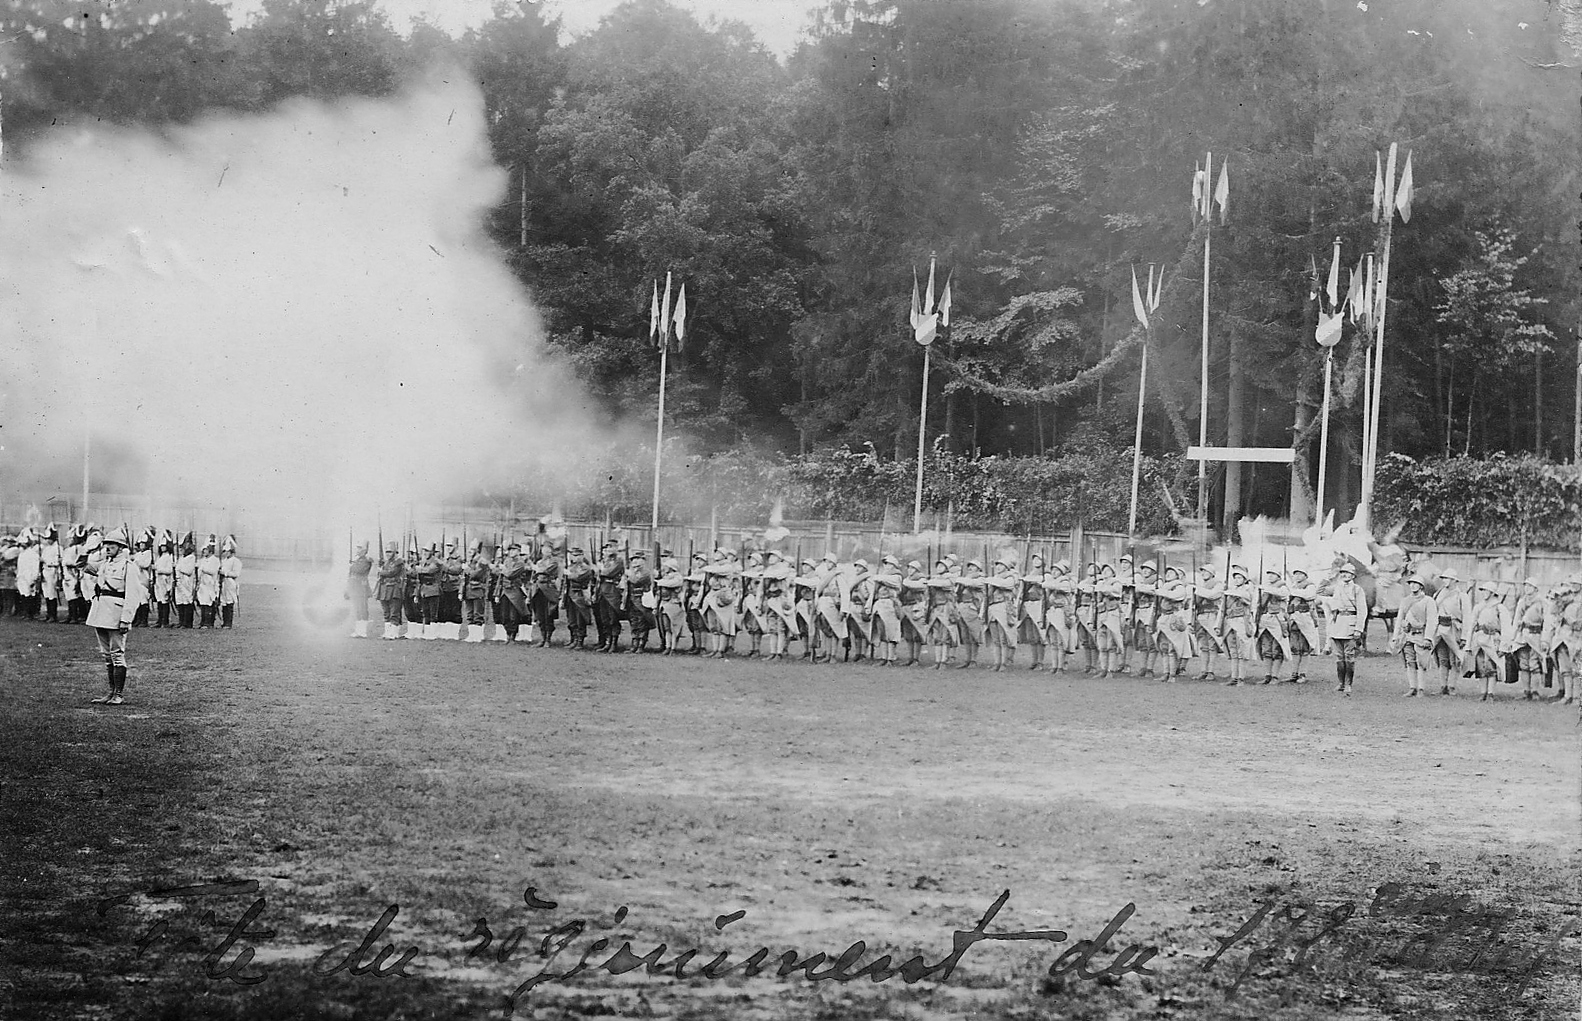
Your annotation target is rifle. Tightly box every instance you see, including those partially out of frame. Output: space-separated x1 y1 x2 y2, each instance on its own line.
980 539 991 619
378 515 385 567
1128 543 1138 644
1217 545 1232 639
1254 544 1267 635
621 535 632 615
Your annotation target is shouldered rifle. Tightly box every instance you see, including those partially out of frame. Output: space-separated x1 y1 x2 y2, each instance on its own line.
1217 544 1231 639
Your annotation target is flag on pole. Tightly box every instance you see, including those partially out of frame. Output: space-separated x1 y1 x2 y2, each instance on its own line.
938 272 952 327
924 257 936 315
1372 151 1384 224
911 265 938 346
1394 150 1414 223
1214 160 1229 225
1316 310 1343 348
1308 253 1320 304
649 280 660 345
1148 264 1162 310
672 282 687 350
1131 265 1150 329
1345 255 1364 322
1191 161 1204 225
659 271 673 349
1325 241 1341 309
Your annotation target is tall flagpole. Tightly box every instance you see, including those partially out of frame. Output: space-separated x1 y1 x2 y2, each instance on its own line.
1360 143 1400 527
913 343 930 534
651 342 668 533
1129 336 1149 539
1198 152 1213 527
1128 264 1159 540
1316 350 1333 526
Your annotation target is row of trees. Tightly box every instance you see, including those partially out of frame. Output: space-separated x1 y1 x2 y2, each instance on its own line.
4 0 1576 532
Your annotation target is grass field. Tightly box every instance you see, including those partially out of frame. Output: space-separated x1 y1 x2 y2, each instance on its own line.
2 577 1578 1021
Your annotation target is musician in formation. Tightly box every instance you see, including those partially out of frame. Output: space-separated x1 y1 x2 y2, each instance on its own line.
1 525 242 642
326 531 1577 706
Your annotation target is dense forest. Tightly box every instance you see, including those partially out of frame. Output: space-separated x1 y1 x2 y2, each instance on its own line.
2 0 1577 534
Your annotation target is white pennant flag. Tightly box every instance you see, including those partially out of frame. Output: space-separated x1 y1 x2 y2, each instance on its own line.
672 282 687 348
659 271 673 349
649 280 660 344
1131 265 1150 329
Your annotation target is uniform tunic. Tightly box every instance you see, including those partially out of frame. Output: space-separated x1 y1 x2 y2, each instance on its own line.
175 552 198 604
219 554 241 606
155 551 177 604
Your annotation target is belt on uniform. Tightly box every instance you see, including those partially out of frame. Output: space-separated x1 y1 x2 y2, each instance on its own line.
101 588 125 597
1334 610 1357 616
1405 625 1424 635
1522 624 1542 633
1437 616 1455 627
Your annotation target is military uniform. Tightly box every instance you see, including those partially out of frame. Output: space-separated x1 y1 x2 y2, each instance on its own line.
219 536 241 628
1255 570 1293 684
655 555 687 653
346 543 373 636
625 550 656 652
462 546 492 629
685 553 712 654
1220 567 1255 685
1153 569 1196 679
493 544 530 642
416 547 444 626
562 548 596 650
374 542 408 638
897 561 929 666
441 545 464 623
62 527 87 623
1430 569 1472 695
594 543 626 652
174 537 198 628
196 539 221 628
1284 570 1321 682
1324 565 1369 695
14 530 41 619
40 526 63 622
1509 580 1547 699
1391 576 1436 695
0 537 16 617
83 526 144 705
528 544 562 646
1469 582 1509 697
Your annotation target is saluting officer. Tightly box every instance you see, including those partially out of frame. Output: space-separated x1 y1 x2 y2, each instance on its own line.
83 526 144 704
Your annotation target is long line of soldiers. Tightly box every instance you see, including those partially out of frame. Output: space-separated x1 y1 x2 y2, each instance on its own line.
344 538 1578 705
0 525 242 629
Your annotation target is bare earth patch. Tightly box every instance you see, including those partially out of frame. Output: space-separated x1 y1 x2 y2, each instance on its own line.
1 579 1577 1020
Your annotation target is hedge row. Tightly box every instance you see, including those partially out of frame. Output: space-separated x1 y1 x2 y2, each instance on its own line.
511 444 1180 535
1373 453 1582 551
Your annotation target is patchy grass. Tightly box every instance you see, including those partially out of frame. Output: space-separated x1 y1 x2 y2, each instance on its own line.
1 580 1578 1020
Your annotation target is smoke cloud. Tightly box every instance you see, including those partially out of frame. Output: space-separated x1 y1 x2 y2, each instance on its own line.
0 74 597 527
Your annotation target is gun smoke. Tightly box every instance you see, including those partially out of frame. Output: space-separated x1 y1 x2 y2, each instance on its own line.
0 74 597 531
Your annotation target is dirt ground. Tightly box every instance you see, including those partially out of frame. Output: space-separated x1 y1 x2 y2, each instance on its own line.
1 578 1578 1021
